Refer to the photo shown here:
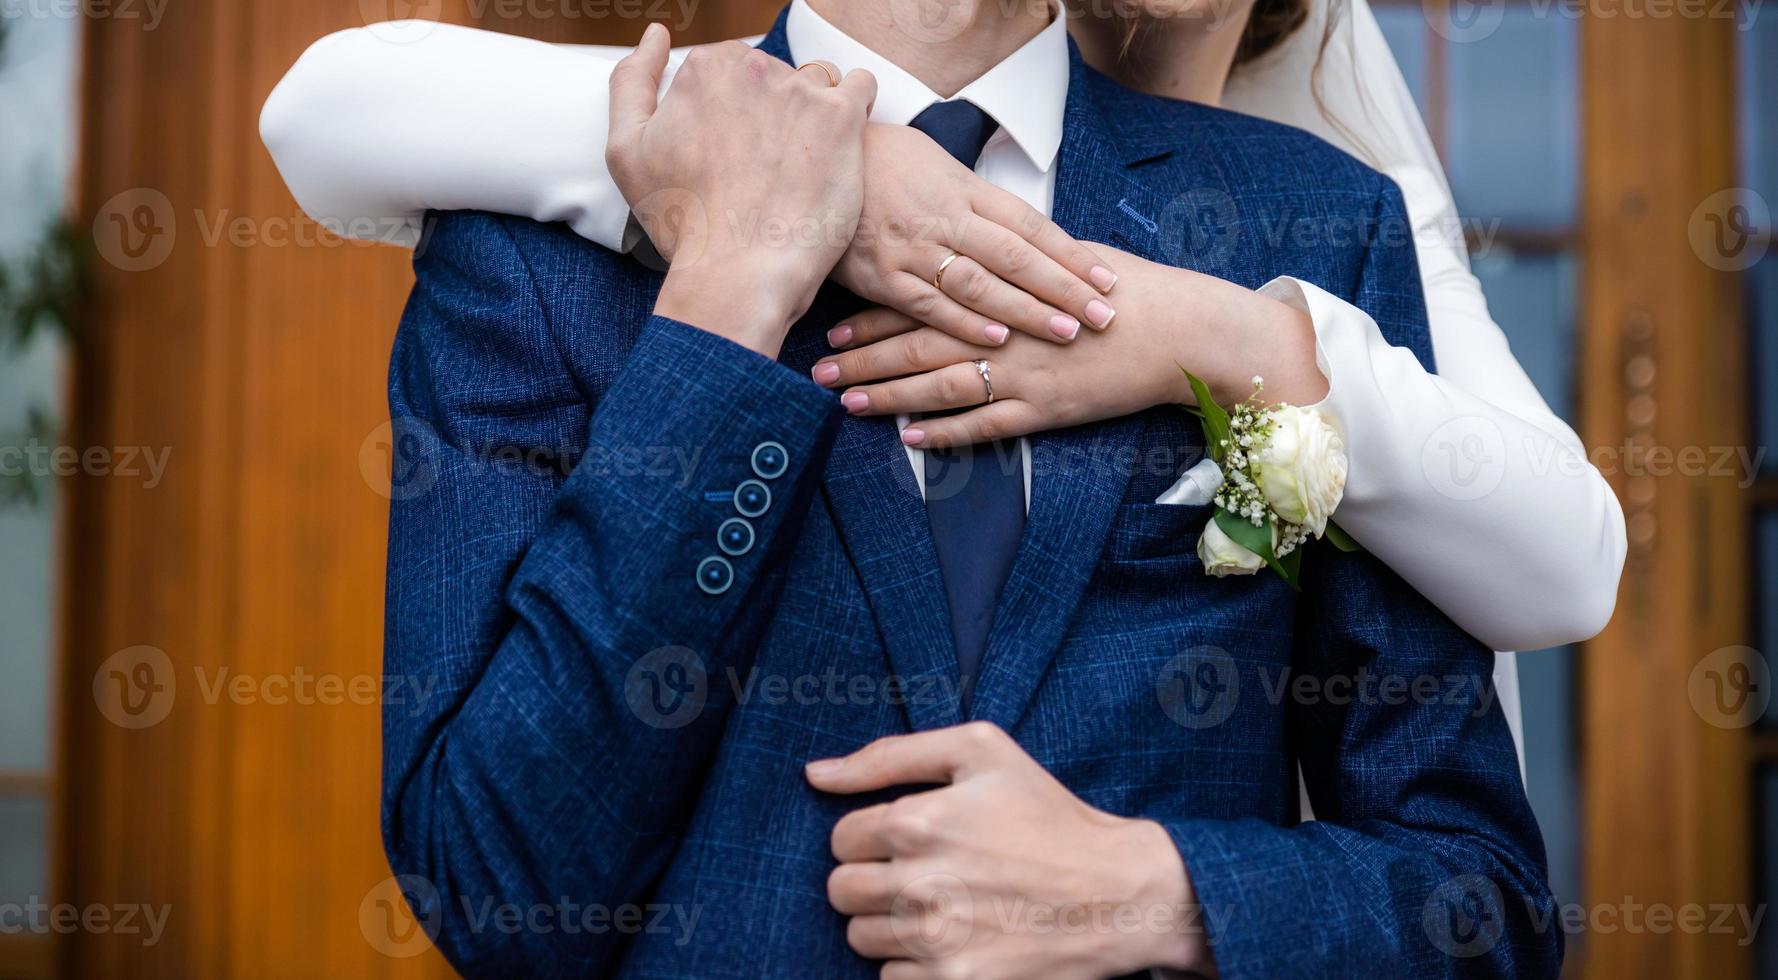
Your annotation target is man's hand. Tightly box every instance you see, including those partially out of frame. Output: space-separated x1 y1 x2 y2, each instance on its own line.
607 25 876 356
806 722 1215 979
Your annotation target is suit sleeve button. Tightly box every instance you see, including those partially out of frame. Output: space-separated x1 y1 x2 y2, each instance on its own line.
751 441 788 480
718 518 755 556
696 556 734 595
734 480 771 518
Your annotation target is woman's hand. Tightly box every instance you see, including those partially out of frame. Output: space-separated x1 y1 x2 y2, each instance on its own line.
831 124 1119 347
606 27 876 355
811 246 1327 447
814 310 1163 447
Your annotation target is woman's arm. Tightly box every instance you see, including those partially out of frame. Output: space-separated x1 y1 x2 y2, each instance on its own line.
1264 268 1625 653
814 221 1624 654
1223 0 1626 650
260 24 1117 345
259 22 679 249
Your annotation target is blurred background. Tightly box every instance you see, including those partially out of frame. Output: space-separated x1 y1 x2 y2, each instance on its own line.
0 0 1771 977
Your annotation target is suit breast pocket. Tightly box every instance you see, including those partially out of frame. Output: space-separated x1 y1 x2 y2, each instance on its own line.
1102 502 1214 566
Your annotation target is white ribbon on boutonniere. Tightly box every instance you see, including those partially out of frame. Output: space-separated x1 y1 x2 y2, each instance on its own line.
1158 371 1360 590
1155 457 1222 506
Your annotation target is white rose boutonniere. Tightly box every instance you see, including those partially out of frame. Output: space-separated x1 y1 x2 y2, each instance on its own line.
1178 371 1359 589
1250 404 1347 538
1197 516 1269 577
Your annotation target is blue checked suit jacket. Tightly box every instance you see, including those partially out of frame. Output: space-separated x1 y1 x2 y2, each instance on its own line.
381 10 1561 978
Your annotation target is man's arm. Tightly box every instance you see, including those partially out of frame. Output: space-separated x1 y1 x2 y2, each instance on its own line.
1156 550 1562 978
382 37 876 975
382 211 843 976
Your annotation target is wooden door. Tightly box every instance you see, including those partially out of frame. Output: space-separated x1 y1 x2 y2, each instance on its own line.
58 1 781 975
1578 12 1753 980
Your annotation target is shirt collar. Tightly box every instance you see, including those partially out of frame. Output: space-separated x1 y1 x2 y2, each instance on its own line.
784 0 1068 173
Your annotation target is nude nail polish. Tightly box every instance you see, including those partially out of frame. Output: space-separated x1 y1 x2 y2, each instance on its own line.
841 391 869 413
812 362 841 386
1086 299 1116 329
1049 315 1080 341
1090 265 1117 292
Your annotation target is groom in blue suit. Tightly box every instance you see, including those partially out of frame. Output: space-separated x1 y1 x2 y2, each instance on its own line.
379 2 1561 977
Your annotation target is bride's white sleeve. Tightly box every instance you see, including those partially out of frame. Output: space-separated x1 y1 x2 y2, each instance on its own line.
1224 0 1626 652
259 22 695 250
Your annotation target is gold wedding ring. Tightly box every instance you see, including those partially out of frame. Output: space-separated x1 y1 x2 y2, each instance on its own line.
934 251 961 291
797 61 840 87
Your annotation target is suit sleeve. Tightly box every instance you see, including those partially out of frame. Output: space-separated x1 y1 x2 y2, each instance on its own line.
1152 182 1563 980
381 212 843 976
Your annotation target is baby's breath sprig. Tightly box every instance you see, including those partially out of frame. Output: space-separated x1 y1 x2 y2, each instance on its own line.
1215 378 1274 519
1208 376 1309 556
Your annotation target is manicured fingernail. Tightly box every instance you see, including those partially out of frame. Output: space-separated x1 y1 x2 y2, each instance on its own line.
984 323 1009 345
841 391 869 413
812 361 841 386
1090 265 1117 292
827 324 853 347
1049 314 1080 341
1086 299 1116 329
901 427 925 446
806 758 844 777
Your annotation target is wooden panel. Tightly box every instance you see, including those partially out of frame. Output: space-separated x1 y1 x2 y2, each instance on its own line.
1578 13 1751 980
0 935 53 980
56 1 781 976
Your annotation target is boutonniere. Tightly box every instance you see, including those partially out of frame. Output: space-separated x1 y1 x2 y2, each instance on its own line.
1172 370 1358 589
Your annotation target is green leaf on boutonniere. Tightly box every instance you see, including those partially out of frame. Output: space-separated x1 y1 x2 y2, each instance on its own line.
1324 520 1361 553
1278 542 1303 584
1212 506 1301 592
1180 367 1230 465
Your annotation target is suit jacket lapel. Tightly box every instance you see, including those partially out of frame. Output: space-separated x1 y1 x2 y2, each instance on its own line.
968 48 1185 731
785 289 968 734
757 8 967 732
820 413 968 732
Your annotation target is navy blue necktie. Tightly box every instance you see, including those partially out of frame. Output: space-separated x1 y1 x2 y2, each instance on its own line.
908 101 1025 704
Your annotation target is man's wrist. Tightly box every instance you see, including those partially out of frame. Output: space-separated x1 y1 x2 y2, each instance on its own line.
654 251 810 358
1103 816 1214 975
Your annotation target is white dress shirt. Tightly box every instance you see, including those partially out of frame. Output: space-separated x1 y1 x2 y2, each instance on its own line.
258 0 1625 660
